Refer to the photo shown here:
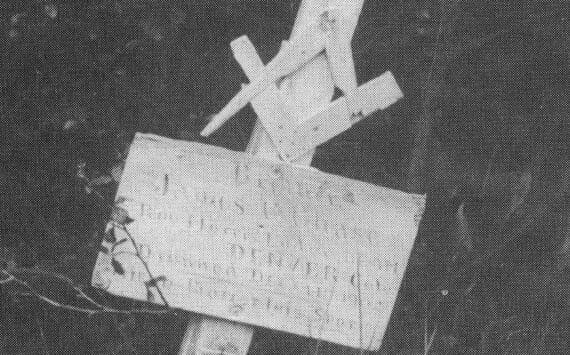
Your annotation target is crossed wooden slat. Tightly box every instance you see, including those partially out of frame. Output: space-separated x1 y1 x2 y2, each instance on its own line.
179 2 404 354
229 35 403 162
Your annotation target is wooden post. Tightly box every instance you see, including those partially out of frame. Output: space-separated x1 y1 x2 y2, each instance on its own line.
178 1 335 354
178 318 254 355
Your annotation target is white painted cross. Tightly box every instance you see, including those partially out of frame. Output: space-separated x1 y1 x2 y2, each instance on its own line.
176 2 407 354
230 35 403 162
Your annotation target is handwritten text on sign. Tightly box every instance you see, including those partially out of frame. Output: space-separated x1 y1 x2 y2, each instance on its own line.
91 133 425 350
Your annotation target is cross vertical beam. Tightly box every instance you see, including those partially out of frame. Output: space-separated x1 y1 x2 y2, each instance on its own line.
178 1 335 353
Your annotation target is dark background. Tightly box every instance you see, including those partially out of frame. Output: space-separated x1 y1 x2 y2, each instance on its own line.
0 0 568 354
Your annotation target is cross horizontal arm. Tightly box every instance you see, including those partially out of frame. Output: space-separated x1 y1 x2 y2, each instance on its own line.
228 36 404 161
277 71 404 160
201 0 367 137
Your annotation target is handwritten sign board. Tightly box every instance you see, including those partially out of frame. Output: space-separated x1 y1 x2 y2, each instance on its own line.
91 133 425 350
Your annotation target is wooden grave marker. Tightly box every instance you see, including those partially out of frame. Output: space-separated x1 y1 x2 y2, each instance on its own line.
91 1 425 353
91 133 425 351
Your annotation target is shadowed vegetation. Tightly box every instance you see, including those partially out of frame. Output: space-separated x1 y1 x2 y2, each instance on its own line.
1 1 568 354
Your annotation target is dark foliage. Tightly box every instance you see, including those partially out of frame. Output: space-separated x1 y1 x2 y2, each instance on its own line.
1 0 568 354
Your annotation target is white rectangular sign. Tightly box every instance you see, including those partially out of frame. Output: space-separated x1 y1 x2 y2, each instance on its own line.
91 133 425 350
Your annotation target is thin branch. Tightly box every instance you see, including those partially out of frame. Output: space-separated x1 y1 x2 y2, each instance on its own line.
1 268 175 317
116 224 170 308
33 314 49 355
0 270 15 284
10 267 103 309
76 171 170 308
424 321 438 355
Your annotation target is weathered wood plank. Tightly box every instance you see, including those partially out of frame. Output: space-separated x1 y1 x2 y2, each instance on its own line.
179 318 254 355
95 133 423 348
178 1 335 354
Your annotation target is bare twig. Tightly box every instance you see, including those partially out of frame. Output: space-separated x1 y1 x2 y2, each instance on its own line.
422 289 447 355
116 223 170 308
9 266 103 308
1 267 175 317
33 314 49 355
76 169 171 308
0 270 15 284
424 320 438 355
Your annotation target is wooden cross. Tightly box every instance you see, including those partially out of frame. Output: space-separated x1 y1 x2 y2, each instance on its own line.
178 1 403 354
229 35 402 162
